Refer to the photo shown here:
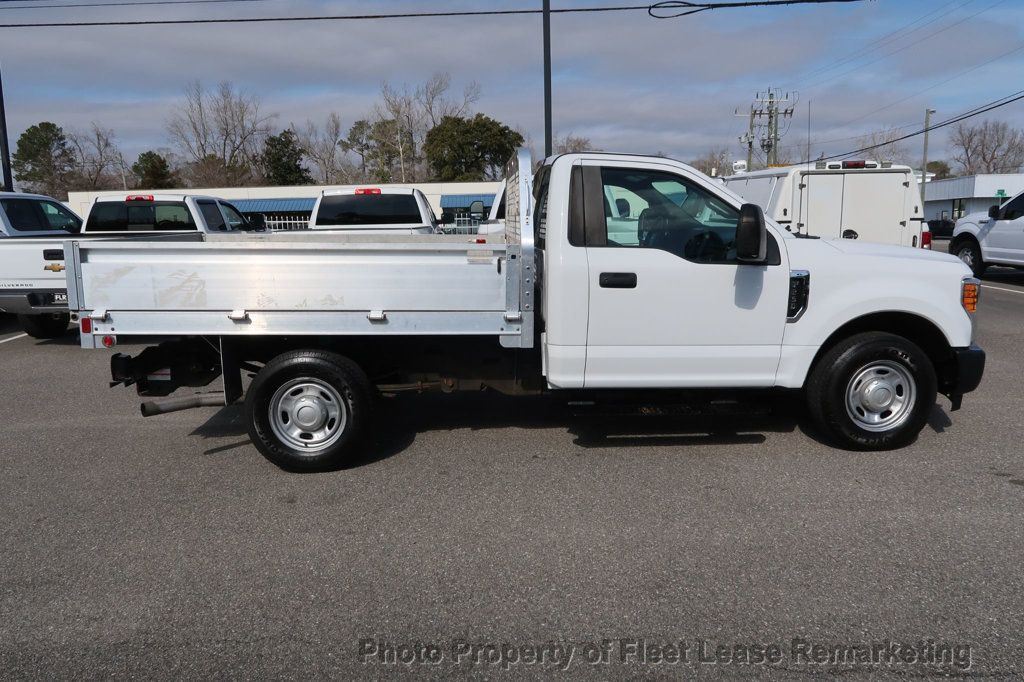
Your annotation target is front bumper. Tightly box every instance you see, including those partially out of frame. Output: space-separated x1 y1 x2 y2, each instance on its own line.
941 345 986 410
0 289 69 315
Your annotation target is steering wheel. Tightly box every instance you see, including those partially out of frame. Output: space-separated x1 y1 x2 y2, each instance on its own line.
685 230 728 262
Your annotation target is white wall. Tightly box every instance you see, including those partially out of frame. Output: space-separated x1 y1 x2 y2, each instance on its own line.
67 181 502 219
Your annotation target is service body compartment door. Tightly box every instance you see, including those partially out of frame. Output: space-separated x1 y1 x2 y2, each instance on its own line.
840 172 908 246
795 172 844 238
580 160 789 388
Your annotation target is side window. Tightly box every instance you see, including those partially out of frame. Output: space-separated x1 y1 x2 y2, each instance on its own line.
197 201 226 231
40 201 81 231
154 204 195 230
1001 194 1024 221
1 199 48 232
600 167 741 263
219 203 247 230
533 165 551 249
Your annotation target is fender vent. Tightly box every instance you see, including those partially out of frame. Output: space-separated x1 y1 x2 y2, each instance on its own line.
788 270 810 321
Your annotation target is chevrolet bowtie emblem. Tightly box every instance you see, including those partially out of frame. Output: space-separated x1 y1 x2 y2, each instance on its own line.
44 263 66 272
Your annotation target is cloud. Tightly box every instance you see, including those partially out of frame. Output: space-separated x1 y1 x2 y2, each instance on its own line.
0 0 1020 165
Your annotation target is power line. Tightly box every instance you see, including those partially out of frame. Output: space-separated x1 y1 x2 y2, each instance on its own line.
835 40 1024 128
798 0 1009 91
0 0 870 27
810 89 1024 162
782 0 972 88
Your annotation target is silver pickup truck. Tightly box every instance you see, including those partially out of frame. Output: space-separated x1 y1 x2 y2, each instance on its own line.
0 193 258 338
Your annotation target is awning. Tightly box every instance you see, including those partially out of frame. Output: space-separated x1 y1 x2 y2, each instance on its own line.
231 198 317 213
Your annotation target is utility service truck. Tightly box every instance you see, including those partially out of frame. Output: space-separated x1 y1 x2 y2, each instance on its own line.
723 161 929 249
0 193 258 338
65 150 984 471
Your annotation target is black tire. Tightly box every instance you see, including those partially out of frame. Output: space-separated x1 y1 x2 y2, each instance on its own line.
18 312 71 339
806 332 937 451
952 237 986 277
245 350 372 471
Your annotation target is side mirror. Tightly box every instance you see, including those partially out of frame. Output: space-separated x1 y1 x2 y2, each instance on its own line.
468 200 485 218
440 211 455 225
736 203 768 264
988 204 1001 220
246 214 267 231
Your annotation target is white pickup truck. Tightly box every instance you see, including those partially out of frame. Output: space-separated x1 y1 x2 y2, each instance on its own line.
65 150 985 471
308 187 450 234
723 161 929 248
950 189 1024 276
0 193 257 338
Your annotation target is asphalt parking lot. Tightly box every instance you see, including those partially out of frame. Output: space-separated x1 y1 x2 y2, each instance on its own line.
2 258 1023 677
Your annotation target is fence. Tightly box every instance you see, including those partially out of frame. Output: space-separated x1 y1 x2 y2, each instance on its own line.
264 214 310 231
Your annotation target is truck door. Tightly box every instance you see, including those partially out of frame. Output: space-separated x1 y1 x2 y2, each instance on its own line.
795 172 843 238
985 193 1024 264
579 161 789 388
840 172 908 246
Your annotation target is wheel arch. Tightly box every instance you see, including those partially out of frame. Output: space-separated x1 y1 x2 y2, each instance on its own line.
807 311 954 384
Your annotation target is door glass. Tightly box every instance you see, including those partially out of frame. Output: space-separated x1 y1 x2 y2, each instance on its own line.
197 201 227 231
1 199 49 231
1001 194 1024 221
219 203 247 230
40 201 81 231
600 167 739 262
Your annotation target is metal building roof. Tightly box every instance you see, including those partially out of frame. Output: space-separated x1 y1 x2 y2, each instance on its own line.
440 193 495 209
231 198 317 213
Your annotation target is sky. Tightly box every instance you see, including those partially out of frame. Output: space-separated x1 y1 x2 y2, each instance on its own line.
1 0 1022 170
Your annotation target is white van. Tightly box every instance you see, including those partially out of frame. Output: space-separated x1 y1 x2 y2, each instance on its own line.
723 161 929 248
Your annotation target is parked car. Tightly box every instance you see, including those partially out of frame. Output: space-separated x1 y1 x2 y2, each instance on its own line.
308 187 448 234
67 149 984 471
950 189 1024 276
0 193 259 338
927 218 956 239
723 160 929 248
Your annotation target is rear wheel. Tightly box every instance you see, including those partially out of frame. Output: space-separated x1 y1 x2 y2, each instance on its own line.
953 238 986 277
246 350 372 471
18 313 71 339
806 332 936 450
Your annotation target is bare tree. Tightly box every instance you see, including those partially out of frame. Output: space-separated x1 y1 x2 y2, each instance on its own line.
417 72 481 128
554 133 593 154
295 113 349 183
67 123 126 190
854 127 910 164
950 119 1024 175
167 81 275 186
372 72 481 182
689 146 733 177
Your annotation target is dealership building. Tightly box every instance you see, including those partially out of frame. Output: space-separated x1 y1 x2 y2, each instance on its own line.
922 173 1024 223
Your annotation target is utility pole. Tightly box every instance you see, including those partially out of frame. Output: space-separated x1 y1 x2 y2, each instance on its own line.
542 0 552 158
921 108 936 201
0 62 14 192
742 88 795 168
736 105 755 169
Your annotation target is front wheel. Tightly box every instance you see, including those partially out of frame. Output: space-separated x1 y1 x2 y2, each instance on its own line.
806 332 937 450
953 239 986 277
18 313 71 339
246 350 373 471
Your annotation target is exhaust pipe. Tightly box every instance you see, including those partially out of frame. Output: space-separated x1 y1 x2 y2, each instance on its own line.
140 392 225 417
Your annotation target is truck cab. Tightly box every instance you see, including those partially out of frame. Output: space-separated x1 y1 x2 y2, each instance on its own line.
308 187 440 234
0 192 82 238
